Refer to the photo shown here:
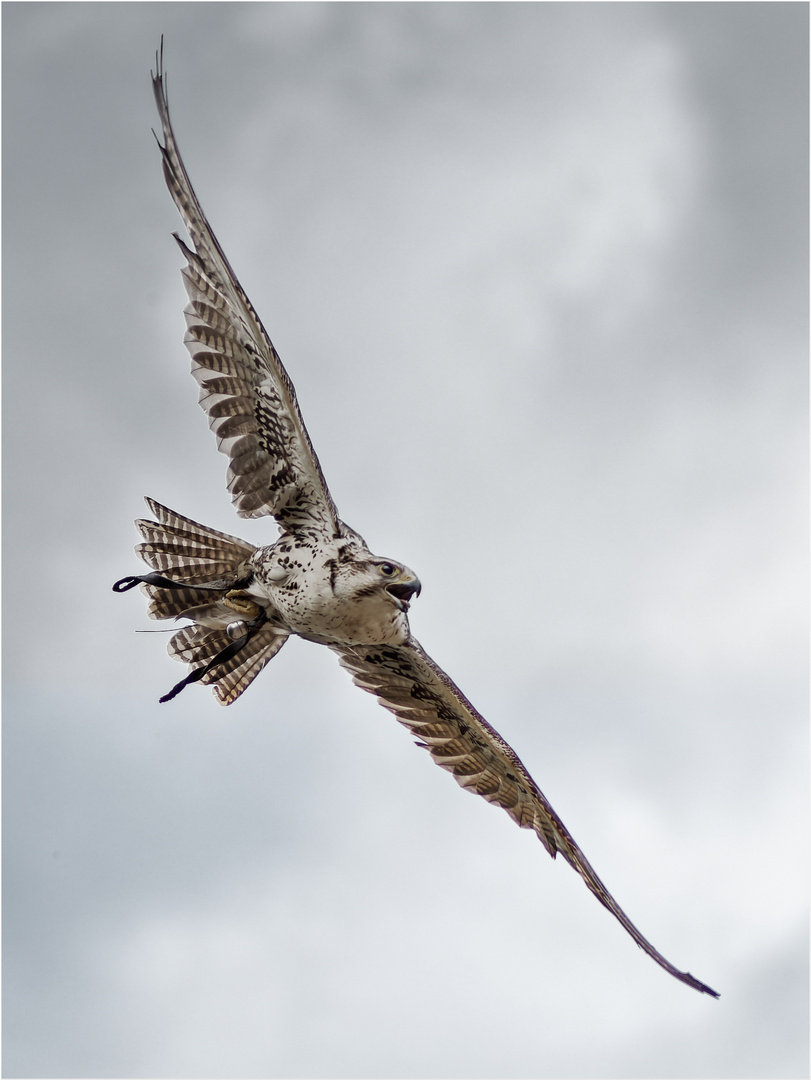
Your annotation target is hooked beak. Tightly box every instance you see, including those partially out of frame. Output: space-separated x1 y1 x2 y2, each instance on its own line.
386 576 422 612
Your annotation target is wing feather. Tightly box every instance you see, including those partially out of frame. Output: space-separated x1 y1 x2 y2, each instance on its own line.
334 638 719 998
151 48 340 534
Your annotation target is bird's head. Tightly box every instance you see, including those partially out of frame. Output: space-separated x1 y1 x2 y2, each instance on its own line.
368 559 422 613
328 550 421 612
319 547 422 645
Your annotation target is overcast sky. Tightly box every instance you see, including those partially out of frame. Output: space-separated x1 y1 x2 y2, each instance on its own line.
3 4 808 1078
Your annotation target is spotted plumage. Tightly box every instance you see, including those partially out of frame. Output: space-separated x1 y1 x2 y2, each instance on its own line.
114 43 717 998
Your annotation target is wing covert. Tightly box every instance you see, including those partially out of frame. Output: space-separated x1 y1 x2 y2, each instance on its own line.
151 46 340 534
334 638 719 998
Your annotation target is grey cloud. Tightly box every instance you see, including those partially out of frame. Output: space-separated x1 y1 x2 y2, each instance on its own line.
3 4 807 1077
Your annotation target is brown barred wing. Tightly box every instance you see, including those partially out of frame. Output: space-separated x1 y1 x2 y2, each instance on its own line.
333 638 719 998
151 49 341 532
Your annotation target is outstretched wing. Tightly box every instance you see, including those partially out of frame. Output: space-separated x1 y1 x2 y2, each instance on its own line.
334 639 719 998
151 46 341 534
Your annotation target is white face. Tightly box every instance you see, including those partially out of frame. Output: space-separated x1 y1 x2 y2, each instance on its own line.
325 554 422 645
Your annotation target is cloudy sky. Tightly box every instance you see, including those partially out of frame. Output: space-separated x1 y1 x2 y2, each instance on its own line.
3 3 808 1077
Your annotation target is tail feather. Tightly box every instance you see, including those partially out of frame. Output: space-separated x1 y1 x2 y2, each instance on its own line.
121 498 287 702
139 583 224 622
135 500 256 577
168 622 288 704
133 498 258 619
135 548 244 586
142 498 256 553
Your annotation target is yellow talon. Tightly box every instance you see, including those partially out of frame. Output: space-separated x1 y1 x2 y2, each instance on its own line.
223 590 262 620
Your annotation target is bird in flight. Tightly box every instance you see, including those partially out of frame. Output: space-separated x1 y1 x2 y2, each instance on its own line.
114 44 718 999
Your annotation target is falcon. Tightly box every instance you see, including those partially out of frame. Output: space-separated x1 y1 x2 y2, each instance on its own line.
114 44 718 998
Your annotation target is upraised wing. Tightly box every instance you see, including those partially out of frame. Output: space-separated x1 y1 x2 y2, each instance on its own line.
335 639 719 997
151 46 341 534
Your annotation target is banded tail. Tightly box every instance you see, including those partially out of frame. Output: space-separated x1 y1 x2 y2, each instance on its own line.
115 498 288 704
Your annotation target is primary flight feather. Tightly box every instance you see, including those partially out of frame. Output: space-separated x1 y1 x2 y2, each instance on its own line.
114 44 718 999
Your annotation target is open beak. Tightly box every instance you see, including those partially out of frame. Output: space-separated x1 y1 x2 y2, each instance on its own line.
386 576 422 612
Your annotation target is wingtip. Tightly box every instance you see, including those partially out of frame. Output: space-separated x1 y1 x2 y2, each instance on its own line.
670 966 719 998
692 977 720 999
151 35 170 126
151 34 165 84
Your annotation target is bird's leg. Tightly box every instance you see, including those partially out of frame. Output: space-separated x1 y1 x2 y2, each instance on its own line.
223 590 263 621
158 608 268 704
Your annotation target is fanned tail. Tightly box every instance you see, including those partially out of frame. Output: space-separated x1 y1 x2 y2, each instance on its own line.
133 497 257 618
164 620 288 705
115 498 288 703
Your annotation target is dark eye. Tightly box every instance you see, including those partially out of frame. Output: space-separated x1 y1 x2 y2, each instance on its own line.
378 562 397 576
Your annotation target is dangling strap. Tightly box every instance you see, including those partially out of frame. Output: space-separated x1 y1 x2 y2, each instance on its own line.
112 573 226 593
158 616 266 704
